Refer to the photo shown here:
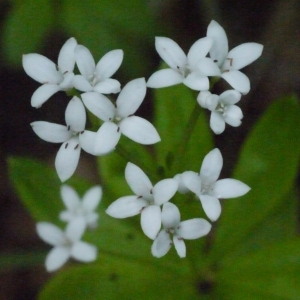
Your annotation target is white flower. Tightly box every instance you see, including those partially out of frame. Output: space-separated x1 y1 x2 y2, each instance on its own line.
31 96 97 182
106 162 178 239
36 219 97 272
81 78 161 155
207 20 263 94
73 45 123 94
147 36 219 91
23 37 77 108
151 203 211 258
182 148 250 221
60 185 102 228
197 90 243 134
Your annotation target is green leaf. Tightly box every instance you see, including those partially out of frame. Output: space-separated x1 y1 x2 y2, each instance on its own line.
153 84 214 177
210 95 300 260
214 239 300 300
39 254 199 300
3 0 52 66
61 0 158 78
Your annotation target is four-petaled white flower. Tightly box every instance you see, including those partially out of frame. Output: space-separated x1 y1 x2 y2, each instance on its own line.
206 20 263 94
106 162 178 239
147 36 219 91
60 185 102 229
73 45 123 94
36 219 97 272
81 78 161 155
31 96 97 182
197 90 243 134
181 148 250 221
23 37 77 108
151 203 212 258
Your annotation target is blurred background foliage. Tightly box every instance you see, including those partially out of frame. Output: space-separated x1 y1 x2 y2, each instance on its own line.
0 0 300 299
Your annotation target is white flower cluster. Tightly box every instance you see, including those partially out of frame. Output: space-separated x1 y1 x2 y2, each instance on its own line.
36 185 101 272
23 20 261 269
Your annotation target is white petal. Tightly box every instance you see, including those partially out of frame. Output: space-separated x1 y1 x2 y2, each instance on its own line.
187 37 213 69
94 78 121 94
119 116 161 145
65 96 86 132
36 222 65 246
219 90 241 105
31 121 71 143
65 218 86 242
75 45 95 78
173 173 190 194
199 194 221 221
59 72 75 90
183 73 209 91
223 43 263 71
200 148 223 184
79 130 97 155
45 246 70 272
31 84 61 108
177 218 211 239
207 20 228 66
181 171 201 195
116 78 146 117
58 37 77 73
82 186 102 211
197 58 221 76
161 202 180 228
141 205 162 239
94 122 121 155
60 185 80 211
71 241 97 262
106 195 147 218
151 230 171 258
173 236 186 258
72 75 93 92
223 105 243 127
155 37 187 70
210 111 225 134
221 71 250 95
153 179 178 205
95 49 123 79
59 211 74 222
55 137 81 182
197 91 212 109
22 53 63 84
147 69 183 88
81 92 115 121
125 162 153 198
212 178 250 199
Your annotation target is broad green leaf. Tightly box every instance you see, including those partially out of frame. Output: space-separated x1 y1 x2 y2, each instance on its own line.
8 157 67 222
39 254 199 300
214 239 300 300
61 0 158 78
153 84 214 177
3 0 52 66
210 95 300 260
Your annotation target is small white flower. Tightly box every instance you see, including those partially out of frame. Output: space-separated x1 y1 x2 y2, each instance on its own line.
36 219 97 272
147 36 218 91
106 162 178 239
60 185 102 228
151 203 211 258
81 78 161 155
182 148 250 221
23 37 77 108
73 45 123 94
197 90 243 134
31 96 97 182
207 20 263 94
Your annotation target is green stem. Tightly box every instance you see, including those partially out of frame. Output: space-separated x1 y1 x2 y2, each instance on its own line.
173 102 202 172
